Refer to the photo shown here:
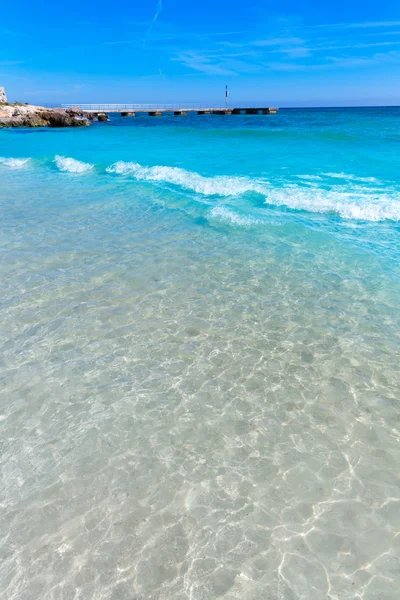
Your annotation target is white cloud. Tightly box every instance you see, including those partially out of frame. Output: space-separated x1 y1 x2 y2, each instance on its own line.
253 37 305 47
173 52 237 76
344 20 400 29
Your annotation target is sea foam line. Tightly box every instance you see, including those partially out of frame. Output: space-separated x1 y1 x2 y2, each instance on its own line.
0 157 30 168
6 154 397 222
264 186 400 222
106 161 267 197
54 155 94 173
106 160 400 221
322 172 379 183
210 206 263 227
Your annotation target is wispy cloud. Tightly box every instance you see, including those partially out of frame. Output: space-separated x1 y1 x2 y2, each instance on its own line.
252 37 311 59
299 19 400 32
172 20 400 77
210 20 400 71
311 40 400 52
267 62 319 72
325 50 400 66
5 10 400 90
253 37 305 47
344 20 400 29
152 0 163 24
144 0 163 46
267 49 400 71
269 46 311 59
173 51 236 75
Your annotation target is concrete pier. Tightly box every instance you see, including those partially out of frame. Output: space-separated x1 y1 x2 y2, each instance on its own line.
213 109 233 115
231 107 278 115
63 104 279 117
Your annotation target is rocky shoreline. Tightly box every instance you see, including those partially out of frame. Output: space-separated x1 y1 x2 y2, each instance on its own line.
0 103 97 128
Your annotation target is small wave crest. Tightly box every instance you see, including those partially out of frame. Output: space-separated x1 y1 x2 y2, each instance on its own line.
297 174 323 181
322 172 379 183
0 157 30 168
265 186 400 221
54 155 93 173
107 161 400 221
106 161 267 196
210 206 262 227
5 154 396 222
297 172 379 184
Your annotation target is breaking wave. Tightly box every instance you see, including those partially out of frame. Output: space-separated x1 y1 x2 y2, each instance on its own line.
106 160 400 222
3 154 399 222
106 161 267 196
0 157 30 168
54 155 93 173
264 186 400 222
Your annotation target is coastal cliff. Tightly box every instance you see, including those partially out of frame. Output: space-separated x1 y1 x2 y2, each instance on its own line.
0 103 93 128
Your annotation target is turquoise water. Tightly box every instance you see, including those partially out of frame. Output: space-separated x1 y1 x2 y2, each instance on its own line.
1 108 400 599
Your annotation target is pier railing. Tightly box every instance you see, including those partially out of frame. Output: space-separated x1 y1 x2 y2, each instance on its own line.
58 103 229 111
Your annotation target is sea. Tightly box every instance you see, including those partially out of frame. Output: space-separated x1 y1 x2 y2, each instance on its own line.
1 108 400 600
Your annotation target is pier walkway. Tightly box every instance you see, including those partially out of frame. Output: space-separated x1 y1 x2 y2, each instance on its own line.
60 103 278 116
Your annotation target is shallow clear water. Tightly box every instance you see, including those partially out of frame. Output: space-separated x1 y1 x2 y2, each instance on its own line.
1 109 400 600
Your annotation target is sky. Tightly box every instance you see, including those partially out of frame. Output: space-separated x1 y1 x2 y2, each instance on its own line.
1 0 400 106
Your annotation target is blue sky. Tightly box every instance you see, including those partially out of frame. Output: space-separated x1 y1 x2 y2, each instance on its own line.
1 1 400 106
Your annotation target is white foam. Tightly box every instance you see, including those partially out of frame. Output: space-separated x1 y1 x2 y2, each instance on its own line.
210 206 262 226
323 172 379 183
106 161 267 196
0 157 30 168
54 155 93 173
106 161 400 222
265 186 400 222
297 174 322 181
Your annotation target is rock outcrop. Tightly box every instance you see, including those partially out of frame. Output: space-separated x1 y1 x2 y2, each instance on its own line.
0 103 91 128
